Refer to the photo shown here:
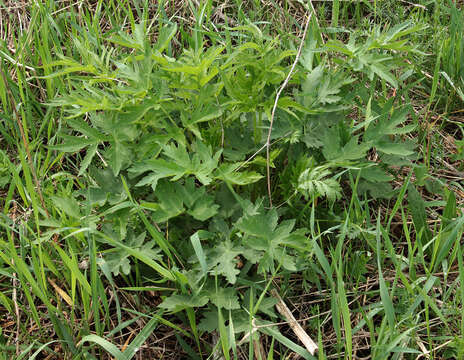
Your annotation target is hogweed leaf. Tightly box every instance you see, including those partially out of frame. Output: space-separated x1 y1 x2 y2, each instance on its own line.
208 240 244 284
297 166 342 201
215 163 263 186
159 294 209 313
208 287 240 310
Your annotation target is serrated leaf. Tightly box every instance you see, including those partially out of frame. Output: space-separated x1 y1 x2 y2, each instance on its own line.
258 296 278 318
179 178 203 207
358 181 395 200
86 187 108 207
237 208 278 238
132 160 185 188
191 141 222 185
51 195 81 218
237 208 306 272
154 24 178 52
66 118 107 140
188 195 219 221
105 256 131 277
162 142 191 169
78 144 98 176
48 135 97 152
90 167 126 201
131 141 220 188
208 241 244 284
186 104 223 126
357 165 393 182
208 287 240 310
297 166 342 201
199 310 218 332
151 181 184 222
300 65 352 109
215 163 263 185
386 108 410 131
322 129 369 163
159 294 208 313
106 141 132 176
317 78 342 104
103 231 162 277
370 62 398 88
376 141 414 156
336 136 370 161
392 123 416 135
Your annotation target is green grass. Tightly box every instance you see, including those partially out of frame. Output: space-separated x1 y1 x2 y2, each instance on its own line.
0 0 463 359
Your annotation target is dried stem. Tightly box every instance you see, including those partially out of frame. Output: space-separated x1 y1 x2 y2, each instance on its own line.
10 202 20 355
265 12 312 207
271 289 318 355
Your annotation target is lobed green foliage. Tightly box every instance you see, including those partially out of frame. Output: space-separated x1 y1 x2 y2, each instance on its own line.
0 1 463 359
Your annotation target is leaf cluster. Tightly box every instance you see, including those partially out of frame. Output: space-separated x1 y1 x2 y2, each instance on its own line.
43 19 424 345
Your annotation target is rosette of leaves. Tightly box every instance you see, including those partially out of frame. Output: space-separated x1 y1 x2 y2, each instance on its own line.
158 200 309 321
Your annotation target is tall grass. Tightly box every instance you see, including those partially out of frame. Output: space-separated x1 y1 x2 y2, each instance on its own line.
0 1 463 359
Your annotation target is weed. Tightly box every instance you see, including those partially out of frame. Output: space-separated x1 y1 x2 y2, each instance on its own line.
0 1 463 359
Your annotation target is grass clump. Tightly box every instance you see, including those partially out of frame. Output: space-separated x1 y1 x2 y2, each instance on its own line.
0 1 463 359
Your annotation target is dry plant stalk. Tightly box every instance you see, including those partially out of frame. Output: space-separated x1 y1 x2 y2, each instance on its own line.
212 331 226 360
271 289 318 355
253 336 267 360
266 11 313 207
10 201 20 355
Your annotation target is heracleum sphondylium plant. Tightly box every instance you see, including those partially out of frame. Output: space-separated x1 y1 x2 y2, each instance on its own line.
3 3 463 358
41 17 424 352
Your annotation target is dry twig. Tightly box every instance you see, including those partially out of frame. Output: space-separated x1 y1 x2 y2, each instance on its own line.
271 289 318 355
265 11 312 207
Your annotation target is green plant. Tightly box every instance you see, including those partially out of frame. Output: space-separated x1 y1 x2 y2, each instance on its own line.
0 150 11 189
1 1 463 359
